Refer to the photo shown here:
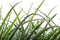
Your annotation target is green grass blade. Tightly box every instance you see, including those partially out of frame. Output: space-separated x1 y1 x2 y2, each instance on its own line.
50 29 60 40
0 1 21 30
32 26 59 40
48 6 56 16
45 14 57 28
33 8 57 27
25 0 45 34
0 6 2 19
46 27 60 40
2 9 23 40
27 20 44 40
35 0 45 13
10 4 21 23
31 0 45 20
28 2 33 14
9 13 45 40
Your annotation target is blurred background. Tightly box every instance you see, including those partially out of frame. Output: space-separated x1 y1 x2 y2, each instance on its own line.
0 0 60 25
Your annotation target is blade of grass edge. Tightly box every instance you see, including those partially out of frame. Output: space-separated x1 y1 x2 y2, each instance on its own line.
0 1 22 30
2 9 23 40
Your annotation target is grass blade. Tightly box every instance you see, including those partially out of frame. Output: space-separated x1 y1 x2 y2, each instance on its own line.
0 1 21 30
2 9 23 40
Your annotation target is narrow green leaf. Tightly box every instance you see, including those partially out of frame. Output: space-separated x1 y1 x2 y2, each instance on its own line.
9 13 45 40
0 6 2 19
35 0 45 13
48 6 56 16
45 14 57 28
3 9 23 40
10 4 21 23
0 1 22 30
27 20 44 40
50 30 60 40
32 25 59 40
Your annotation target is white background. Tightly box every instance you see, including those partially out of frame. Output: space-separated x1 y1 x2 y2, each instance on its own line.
0 0 60 25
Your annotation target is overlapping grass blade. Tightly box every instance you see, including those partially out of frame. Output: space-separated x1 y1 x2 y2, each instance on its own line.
11 6 25 33
45 14 56 28
35 8 56 26
2 9 23 40
32 14 57 40
34 6 57 26
50 28 60 40
27 20 44 40
0 1 22 30
45 27 60 40
25 0 45 35
9 13 45 40
0 0 59 40
32 25 60 40
9 1 45 38
10 4 21 23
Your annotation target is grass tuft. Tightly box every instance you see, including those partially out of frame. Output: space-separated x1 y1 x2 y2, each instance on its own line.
0 0 60 40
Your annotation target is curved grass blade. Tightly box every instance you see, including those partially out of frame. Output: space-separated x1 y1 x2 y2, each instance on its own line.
9 13 46 40
10 4 21 23
34 7 57 26
25 0 45 35
32 25 60 40
20 3 33 34
44 14 56 28
31 0 45 22
34 9 57 27
0 1 22 30
2 9 23 40
33 14 57 40
26 20 44 40
48 6 56 16
46 27 60 40
12 8 25 33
